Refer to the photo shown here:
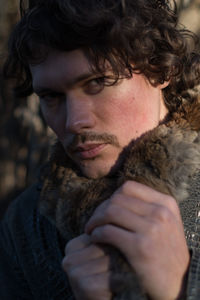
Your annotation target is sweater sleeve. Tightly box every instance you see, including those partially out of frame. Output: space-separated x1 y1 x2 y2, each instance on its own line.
186 248 200 299
0 184 73 300
0 219 34 300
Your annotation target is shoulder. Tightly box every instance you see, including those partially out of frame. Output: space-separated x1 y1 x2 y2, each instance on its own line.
0 183 41 253
1 183 40 237
4 183 41 220
0 184 70 299
0 182 65 259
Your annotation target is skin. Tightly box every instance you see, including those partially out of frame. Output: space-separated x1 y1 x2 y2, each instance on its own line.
30 49 168 179
30 49 190 299
85 182 190 300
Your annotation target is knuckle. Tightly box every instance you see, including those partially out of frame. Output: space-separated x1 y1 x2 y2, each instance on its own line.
110 194 124 206
147 221 159 236
120 180 132 194
80 277 98 295
69 266 83 282
92 201 108 220
104 204 118 220
110 194 119 205
165 195 179 213
64 234 90 254
78 276 100 295
97 224 113 240
62 255 71 271
152 205 171 222
135 236 151 257
64 240 73 254
104 206 113 218
64 236 80 254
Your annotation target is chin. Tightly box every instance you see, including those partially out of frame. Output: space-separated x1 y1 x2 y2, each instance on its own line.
81 168 109 179
79 162 112 179
79 159 122 179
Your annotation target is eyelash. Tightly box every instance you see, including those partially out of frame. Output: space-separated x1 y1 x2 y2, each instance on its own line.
39 93 64 109
83 76 107 94
92 76 105 83
38 76 108 101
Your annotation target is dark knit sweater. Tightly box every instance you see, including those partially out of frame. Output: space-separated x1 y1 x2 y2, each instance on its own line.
0 184 72 300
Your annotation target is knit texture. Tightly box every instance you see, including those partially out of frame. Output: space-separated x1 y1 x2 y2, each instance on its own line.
0 184 73 300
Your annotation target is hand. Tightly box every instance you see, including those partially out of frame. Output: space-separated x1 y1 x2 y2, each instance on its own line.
85 181 190 300
62 234 112 300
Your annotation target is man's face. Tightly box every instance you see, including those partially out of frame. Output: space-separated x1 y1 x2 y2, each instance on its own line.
30 49 168 178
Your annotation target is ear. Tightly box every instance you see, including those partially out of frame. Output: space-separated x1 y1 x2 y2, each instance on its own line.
158 81 170 90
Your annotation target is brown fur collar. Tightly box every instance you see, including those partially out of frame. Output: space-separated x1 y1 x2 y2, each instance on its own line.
39 92 200 242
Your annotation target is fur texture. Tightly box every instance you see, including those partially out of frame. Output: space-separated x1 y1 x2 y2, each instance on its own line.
39 90 200 299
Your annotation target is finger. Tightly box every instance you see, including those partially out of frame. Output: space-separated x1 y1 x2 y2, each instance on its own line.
90 224 136 259
72 272 112 300
63 244 106 266
118 181 179 216
65 255 110 277
85 196 154 234
118 180 171 205
86 181 178 234
65 234 91 255
109 194 154 215
85 203 149 234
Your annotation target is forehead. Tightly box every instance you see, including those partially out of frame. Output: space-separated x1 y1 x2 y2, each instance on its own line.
30 49 93 91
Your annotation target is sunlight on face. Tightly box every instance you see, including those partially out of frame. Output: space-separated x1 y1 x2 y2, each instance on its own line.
30 49 168 178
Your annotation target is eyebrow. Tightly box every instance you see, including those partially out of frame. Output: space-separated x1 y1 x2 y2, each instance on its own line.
33 71 98 95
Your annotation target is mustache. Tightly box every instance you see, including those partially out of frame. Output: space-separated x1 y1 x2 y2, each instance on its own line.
66 132 120 151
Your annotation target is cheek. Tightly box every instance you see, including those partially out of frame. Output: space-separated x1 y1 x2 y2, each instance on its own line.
104 95 140 128
102 93 159 142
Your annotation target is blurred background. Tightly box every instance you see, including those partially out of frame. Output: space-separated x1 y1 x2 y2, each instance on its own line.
0 0 200 218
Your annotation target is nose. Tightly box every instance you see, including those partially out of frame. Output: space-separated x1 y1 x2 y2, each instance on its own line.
65 94 96 134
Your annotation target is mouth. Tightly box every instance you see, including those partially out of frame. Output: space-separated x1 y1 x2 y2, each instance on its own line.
73 143 107 159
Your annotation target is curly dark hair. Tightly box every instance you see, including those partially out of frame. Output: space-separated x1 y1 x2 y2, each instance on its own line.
3 0 200 112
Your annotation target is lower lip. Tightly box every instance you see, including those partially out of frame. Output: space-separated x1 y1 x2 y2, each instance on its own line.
76 144 107 159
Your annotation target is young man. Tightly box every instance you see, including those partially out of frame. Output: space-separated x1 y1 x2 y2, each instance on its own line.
1 0 200 299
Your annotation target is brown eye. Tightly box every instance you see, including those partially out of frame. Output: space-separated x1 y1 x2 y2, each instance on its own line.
84 77 105 95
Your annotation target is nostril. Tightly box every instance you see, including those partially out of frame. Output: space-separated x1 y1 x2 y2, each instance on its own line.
66 120 85 132
65 115 96 133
